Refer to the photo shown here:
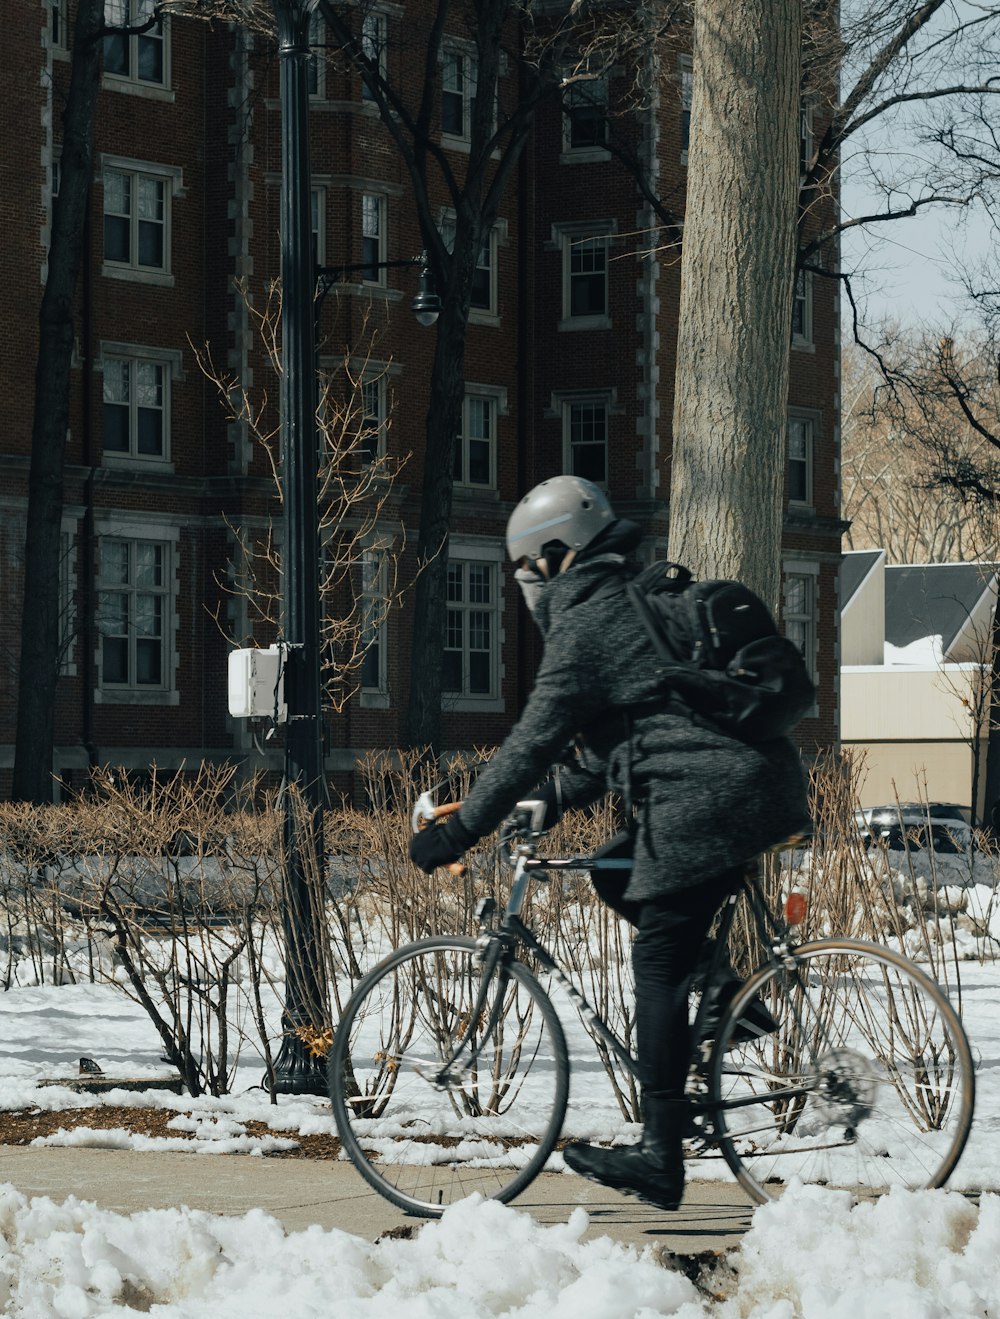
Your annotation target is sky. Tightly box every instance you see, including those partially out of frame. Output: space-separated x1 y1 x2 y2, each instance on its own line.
1 847 1000 1315
838 167 997 335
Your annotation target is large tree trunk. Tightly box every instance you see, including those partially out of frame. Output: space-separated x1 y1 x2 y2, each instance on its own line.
13 0 104 803
669 0 802 611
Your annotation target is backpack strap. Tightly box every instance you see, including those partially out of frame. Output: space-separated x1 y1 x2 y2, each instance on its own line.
626 579 676 663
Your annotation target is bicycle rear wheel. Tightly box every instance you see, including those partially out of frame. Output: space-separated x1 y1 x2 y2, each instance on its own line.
707 938 975 1202
328 935 569 1216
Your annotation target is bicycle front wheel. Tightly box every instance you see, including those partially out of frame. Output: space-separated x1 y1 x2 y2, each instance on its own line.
328 935 569 1216
708 938 975 1202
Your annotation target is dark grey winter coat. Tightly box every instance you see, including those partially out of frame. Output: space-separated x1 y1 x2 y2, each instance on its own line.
457 542 810 901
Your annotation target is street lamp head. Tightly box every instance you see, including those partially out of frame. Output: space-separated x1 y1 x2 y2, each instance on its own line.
411 261 441 327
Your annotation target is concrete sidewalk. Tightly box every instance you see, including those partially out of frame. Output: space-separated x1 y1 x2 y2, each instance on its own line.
0 1145 755 1253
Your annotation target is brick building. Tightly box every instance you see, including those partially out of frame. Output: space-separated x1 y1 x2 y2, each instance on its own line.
0 4 842 800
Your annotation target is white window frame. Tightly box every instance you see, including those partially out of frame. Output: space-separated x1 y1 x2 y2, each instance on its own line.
561 73 610 160
442 543 505 712
792 268 814 349
553 223 614 330
441 42 478 144
559 392 610 487
679 54 693 162
788 410 817 508
359 547 389 703
783 560 819 696
103 0 169 90
101 157 180 283
50 0 69 50
361 192 386 285
94 521 180 705
99 342 182 470
454 385 506 490
360 9 388 102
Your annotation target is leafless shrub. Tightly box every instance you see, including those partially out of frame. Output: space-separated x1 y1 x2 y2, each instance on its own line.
3 747 991 1114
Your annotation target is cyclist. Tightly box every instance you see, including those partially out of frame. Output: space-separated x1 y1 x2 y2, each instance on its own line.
410 474 810 1211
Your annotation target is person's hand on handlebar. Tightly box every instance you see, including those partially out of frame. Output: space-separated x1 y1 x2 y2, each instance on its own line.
409 813 478 874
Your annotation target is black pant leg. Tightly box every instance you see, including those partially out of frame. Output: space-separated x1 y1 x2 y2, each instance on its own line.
631 867 743 1095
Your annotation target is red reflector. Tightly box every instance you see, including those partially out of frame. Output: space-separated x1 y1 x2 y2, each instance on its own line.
785 891 807 925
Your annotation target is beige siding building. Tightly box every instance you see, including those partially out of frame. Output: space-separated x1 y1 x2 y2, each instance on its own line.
841 551 998 820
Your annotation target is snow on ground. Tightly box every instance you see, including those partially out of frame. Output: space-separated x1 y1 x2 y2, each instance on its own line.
1 1182 999 1318
2 918 1000 1313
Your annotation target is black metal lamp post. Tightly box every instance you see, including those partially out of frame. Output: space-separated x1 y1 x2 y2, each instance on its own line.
271 0 328 1096
268 3 440 1097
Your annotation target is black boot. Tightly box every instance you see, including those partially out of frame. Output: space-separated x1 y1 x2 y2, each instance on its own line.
563 1093 685 1210
699 977 778 1048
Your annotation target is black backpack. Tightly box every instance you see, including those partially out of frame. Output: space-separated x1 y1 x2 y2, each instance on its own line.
626 562 815 742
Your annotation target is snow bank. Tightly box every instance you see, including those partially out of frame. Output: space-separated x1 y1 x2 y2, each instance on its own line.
0 1183 997 1319
0 1187 701 1319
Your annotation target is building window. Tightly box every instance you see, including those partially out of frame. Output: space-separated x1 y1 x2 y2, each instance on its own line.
470 237 494 311
361 10 387 101
562 74 608 151
783 568 818 686
568 235 608 318
800 101 815 176
441 214 498 315
442 45 477 140
103 354 168 461
788 413 815 506
679 55 693 157
361 193 385 283
97 537 169 690
104 0 165 86
59 529 77 676
444 559 497 698
51 0 68 49
306 11 325 98
360 550 387 692
555 227 612 328
311 187 326 267
792 269 813 346
359 375 387 464
103 166 168 272
565 397 608 485
453 391 497 488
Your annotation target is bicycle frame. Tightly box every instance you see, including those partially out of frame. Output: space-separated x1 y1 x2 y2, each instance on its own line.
443 829 796 1101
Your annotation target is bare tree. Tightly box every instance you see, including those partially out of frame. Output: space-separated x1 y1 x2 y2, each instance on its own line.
195 288 412 712
801 0 1000 308
13 0 166 804
313 0 676 751
165 0 676 754
843 331 1000 561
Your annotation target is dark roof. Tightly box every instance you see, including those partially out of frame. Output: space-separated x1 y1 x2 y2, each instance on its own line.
840 550 882 609
884 564 997 651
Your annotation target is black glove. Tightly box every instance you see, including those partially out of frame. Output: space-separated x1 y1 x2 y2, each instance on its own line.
409 814 478 874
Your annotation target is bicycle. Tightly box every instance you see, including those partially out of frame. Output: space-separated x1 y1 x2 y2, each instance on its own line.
327 799 975 1218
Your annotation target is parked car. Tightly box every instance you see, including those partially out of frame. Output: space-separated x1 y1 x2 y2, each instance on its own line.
855 803 973 854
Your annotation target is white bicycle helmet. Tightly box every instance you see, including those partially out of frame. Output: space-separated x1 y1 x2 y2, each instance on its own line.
506 475 615 563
